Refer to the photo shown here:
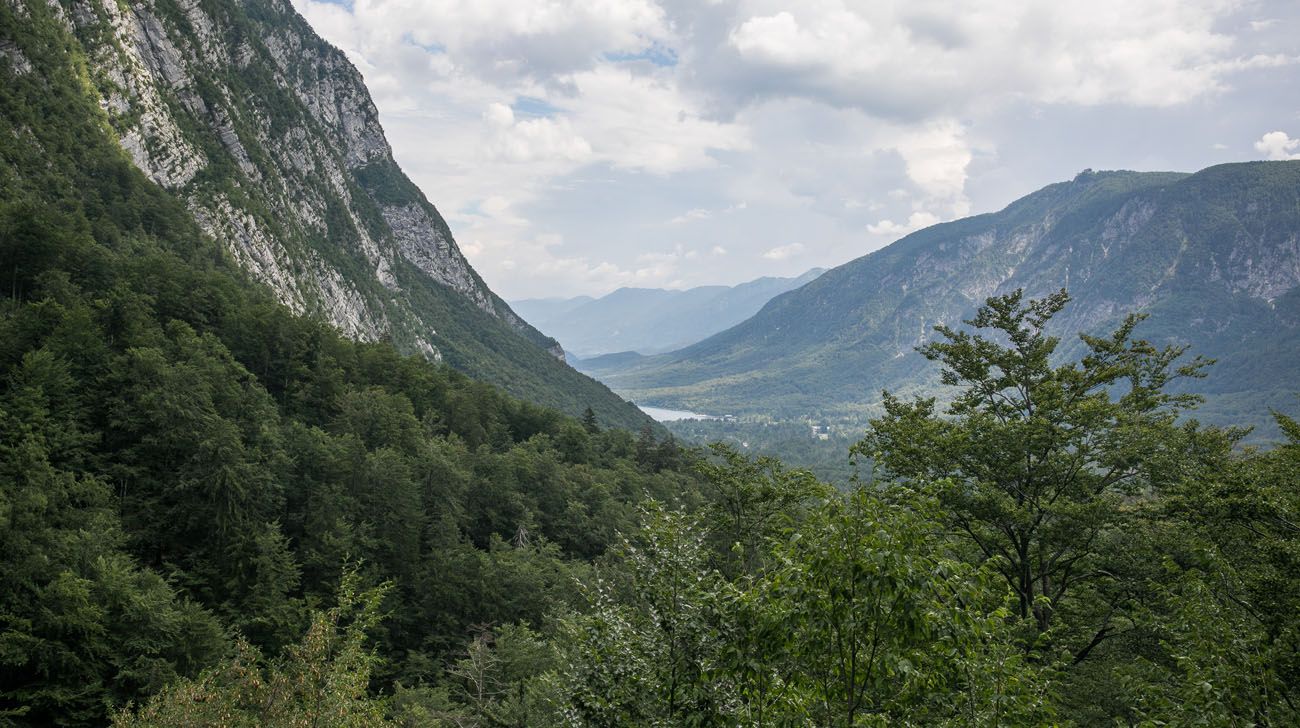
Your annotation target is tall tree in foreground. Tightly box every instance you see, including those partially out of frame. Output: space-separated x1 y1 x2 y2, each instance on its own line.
856 289 1208 657
771 489 1051 726
1131 411 1300 724
695 443 827 576
553 495 1052 726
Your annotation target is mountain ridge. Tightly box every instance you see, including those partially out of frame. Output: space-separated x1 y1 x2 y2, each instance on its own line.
21 0 649 428
594 163 1300 433
512 268 824 357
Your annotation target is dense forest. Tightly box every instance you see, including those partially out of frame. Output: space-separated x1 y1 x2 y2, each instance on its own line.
1 7 699 723
663 417 862 484
3 0 1298 725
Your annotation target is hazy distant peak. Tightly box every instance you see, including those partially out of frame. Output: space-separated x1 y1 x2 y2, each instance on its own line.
511 269 826 358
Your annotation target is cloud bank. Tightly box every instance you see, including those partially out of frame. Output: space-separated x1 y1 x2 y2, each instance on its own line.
293 0 1300 298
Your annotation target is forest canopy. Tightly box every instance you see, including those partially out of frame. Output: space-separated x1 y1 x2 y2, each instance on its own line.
1 0 1296 724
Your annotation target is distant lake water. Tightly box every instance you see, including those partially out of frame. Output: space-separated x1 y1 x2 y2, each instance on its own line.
639 405 716 422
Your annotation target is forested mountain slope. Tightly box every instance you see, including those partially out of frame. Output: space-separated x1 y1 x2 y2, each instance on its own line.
3 4 1297 722
601 163 1300 430
0 1 695 722
512 269 823 357
3 0 648 428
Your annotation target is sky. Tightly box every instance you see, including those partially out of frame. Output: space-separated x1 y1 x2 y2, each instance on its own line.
291 0 1300 300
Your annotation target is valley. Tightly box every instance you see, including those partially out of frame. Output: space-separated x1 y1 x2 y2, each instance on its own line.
583 164 1300 443
512 268 823 358
3 0 1298 725
636 404 720 422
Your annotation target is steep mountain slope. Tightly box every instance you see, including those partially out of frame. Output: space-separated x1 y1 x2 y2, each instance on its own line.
512 269 824 357
10 0 647 428
600 164 1300 430
0 6 701 719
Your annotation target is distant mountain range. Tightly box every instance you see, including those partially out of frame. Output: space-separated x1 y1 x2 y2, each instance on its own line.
512 269 824 358
590 162 1300 435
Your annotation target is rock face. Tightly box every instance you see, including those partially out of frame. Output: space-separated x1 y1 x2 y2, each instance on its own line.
9 0 648 429
57 0 551 356
601 163 1300 434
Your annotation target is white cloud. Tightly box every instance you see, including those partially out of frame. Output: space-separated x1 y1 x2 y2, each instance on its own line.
725 0 1292 116
290 0 754 297
868 211 941 237
463 231 670 297
1255 130 1300 159
897 120 972 217
563 66 749 174
289 0 1300 298
670 208 713 224
308 0 672 83
668 201 748 224
484 103 593 163
762 243 806 260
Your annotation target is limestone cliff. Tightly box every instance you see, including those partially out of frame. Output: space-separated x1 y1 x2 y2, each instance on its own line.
8 0 645 427
60 0 541 348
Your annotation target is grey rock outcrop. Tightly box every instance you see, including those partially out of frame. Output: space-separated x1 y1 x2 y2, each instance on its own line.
57 0 556 362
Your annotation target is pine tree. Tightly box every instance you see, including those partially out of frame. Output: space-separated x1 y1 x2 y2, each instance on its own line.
634 425 658 471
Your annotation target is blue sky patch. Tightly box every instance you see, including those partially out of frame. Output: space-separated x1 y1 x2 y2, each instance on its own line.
605 43 678 68
402 33 446 55
511 96 561 118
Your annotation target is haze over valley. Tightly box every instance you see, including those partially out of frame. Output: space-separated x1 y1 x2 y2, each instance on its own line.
511 268 823 358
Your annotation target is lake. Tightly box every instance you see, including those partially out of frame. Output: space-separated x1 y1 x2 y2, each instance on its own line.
638 405 716 422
